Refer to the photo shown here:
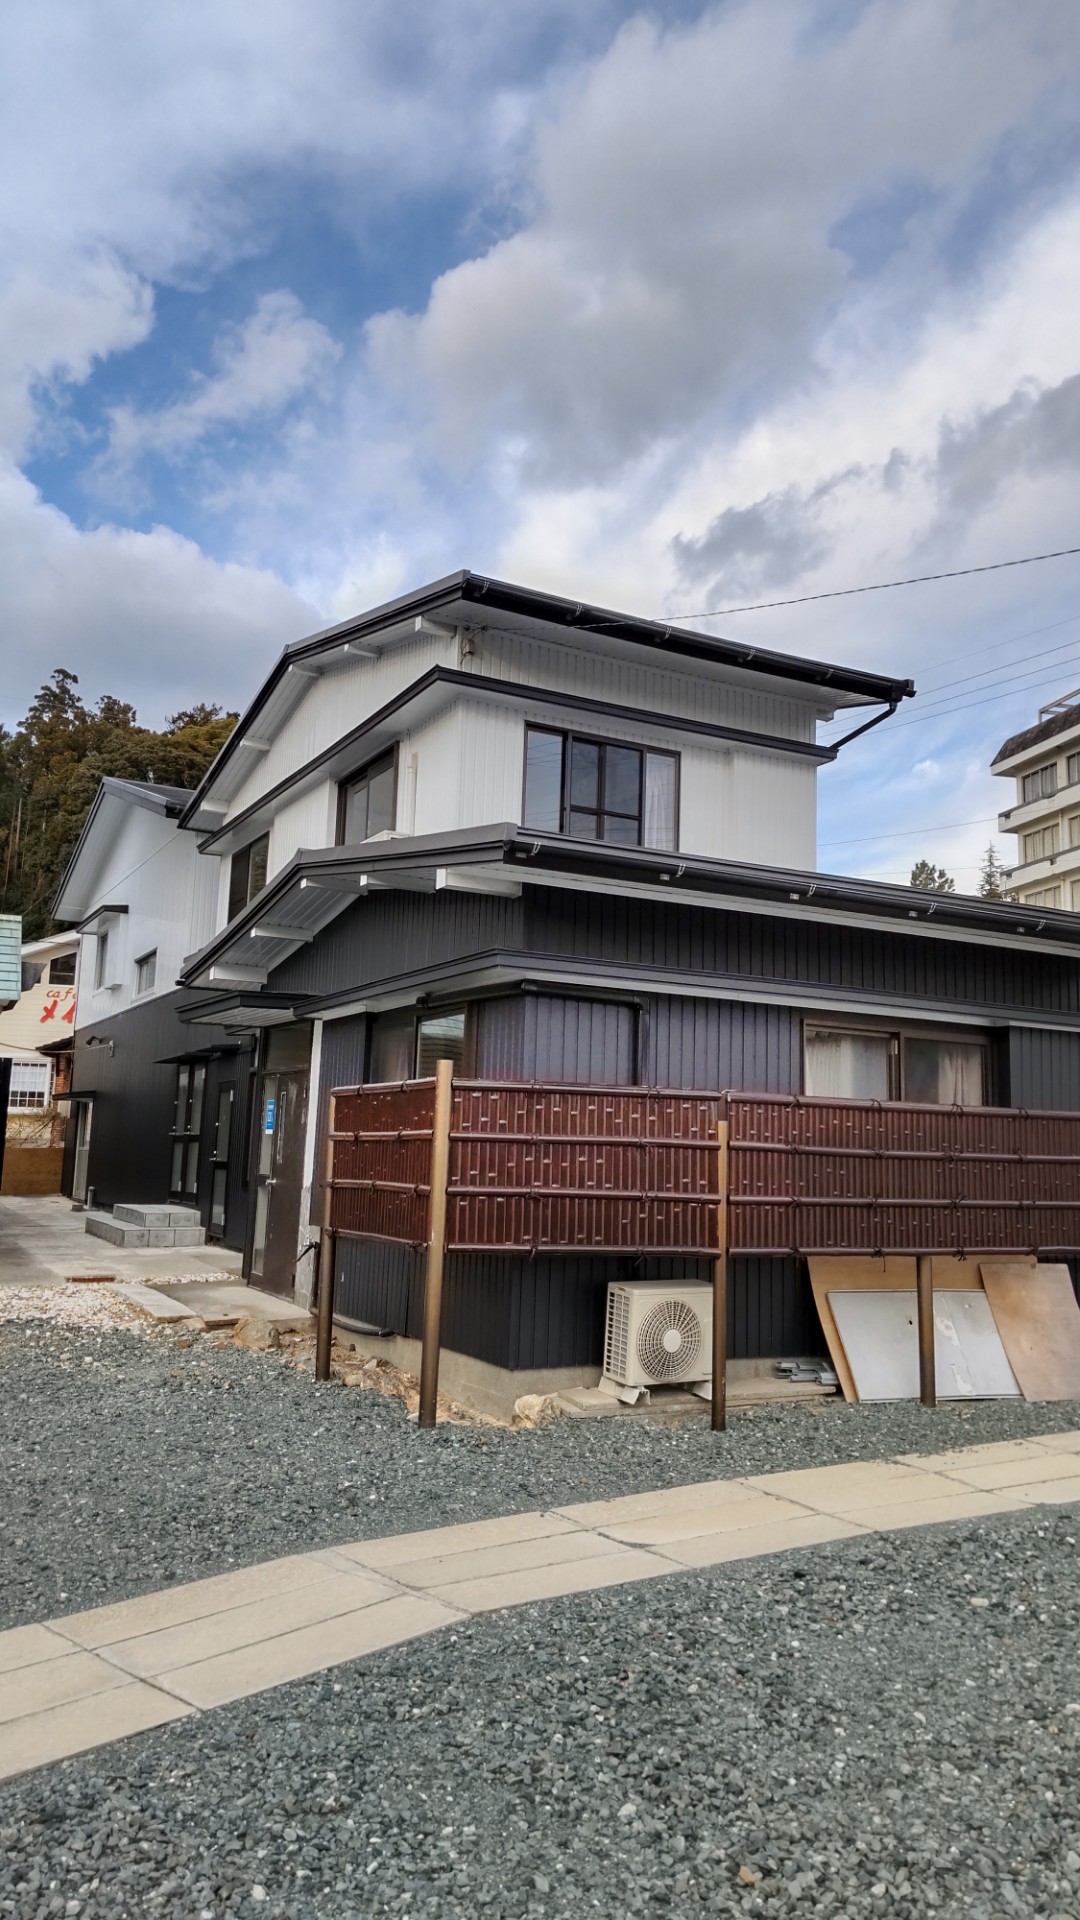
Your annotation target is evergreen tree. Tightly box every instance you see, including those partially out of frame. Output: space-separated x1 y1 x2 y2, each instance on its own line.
978 843 1014 901
0 671 236 939
910 859 955 893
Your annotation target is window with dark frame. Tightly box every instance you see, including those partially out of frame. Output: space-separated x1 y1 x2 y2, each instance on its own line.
804 1023 988 1107
522 726 677 850
134 950 157 995
228 832 270 920
47 951 77 985
337 750 396 846
170 1063 206 1198
366 1006 468 1082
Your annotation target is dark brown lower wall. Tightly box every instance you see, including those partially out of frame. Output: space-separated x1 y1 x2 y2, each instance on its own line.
1 1147 64 1195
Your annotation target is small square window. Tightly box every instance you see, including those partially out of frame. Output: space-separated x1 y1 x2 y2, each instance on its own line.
134 950 157 994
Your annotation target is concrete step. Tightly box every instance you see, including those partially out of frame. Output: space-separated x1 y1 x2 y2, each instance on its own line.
84 1212 149 1249
113 1203 201 1228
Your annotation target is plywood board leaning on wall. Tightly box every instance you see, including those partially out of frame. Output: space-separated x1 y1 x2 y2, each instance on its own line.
980 1262 1080 1401
808 1255 1036 1403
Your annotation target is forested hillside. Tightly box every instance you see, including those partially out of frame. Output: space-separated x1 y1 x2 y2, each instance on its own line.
0 670 236 939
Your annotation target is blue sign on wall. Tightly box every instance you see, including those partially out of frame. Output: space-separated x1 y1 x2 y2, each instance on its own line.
264 1097 276 1135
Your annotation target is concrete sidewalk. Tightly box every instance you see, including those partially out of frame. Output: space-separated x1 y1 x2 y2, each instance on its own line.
0 1194 242 1287
2 1430 1078 1784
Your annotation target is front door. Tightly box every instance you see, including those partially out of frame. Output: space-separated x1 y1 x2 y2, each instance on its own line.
250 1068 309 1295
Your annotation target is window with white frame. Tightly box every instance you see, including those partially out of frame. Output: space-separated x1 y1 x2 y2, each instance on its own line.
134 950 157 995
1068 751 1080 787
1027 885 1063 908
1069 815 1080 849
9 1061 52 1110
94 928 110 989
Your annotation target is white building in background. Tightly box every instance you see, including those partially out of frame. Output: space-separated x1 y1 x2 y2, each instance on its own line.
0 932 79 1127
992 690 1080 910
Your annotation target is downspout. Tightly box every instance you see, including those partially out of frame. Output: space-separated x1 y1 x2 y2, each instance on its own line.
826 695 903 755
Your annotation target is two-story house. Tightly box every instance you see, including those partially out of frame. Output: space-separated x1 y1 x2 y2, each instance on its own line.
993 691 1080 910
137 570 1080 1407
53 777 255 1239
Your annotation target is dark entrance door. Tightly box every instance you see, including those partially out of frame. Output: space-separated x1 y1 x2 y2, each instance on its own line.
250 1067 309 1296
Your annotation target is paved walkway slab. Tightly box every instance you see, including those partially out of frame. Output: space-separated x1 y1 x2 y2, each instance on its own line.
2 1428 1078 1785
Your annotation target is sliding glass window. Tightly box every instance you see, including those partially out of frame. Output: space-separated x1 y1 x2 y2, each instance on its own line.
522 727 677 851
338 751 396 845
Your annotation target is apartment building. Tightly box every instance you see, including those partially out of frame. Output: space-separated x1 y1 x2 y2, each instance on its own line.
993 690 1080 910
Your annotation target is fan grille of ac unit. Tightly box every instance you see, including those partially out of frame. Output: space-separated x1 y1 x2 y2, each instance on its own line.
637 1298 703 1382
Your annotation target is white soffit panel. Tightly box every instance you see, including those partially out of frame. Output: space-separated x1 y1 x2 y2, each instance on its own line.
828 1290 1021 1401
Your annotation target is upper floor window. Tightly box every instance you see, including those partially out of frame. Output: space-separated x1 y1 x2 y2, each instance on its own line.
1027 884 1063 908
1068 751 1080 787
1023 824 1059 863
94 928 111 989
134 950 157 995
338 751 396 845
522 727 677 851
48 951 76 985
1022 763 1057 804
228 832 269 921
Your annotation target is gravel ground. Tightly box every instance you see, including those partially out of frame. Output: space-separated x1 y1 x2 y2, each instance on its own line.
2 1316 1080 1631
1 1506 1079 1919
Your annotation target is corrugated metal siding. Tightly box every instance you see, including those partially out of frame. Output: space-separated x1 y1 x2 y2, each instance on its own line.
1008 1028 1080 1110
647 996 800 1091
334 1244 816 1367
524 888 1080 1015
67 990 248 1245
477 630 820 743
474 995 637 1084
270 888 525 997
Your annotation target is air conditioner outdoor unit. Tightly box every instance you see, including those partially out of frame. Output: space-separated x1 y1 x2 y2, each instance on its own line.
601 1280 713 1403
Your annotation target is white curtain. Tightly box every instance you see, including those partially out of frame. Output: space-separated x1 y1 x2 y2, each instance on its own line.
805 1030 892 1099
643 753 676 850
933 1043 984 1106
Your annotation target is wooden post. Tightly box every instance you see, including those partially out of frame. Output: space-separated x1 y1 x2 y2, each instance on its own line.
712 1115 730 1433
315 1091 337 1382
418 1058 454 1430
916 1252 936 1409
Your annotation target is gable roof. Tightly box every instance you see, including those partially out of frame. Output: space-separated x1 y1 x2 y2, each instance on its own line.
53 776 193 922
182 571 916 826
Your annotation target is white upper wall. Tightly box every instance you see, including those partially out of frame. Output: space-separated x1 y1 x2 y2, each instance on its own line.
75 807 216 1029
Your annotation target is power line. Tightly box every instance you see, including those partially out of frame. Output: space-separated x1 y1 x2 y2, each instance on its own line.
820 816 998 848
910 610 1080 683
876 666 1080 732
671 542 1080 620
917 632 1080 701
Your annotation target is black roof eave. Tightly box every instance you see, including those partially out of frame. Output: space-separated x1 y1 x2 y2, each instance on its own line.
180 571 915 825
179 823 1080 984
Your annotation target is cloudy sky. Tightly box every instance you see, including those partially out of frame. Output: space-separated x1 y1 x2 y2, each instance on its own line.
4 0 1080 888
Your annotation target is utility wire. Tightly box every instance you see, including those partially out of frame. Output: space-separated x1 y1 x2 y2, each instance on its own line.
671 542 1080 620
820 815 998 848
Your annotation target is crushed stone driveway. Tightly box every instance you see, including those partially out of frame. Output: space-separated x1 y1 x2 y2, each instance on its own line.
2 1315 1080 1918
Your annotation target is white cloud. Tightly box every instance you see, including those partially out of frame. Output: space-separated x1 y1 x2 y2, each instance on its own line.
0 463 315 725
96 292 341 493
368 0 1077 486
0 256 153 459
